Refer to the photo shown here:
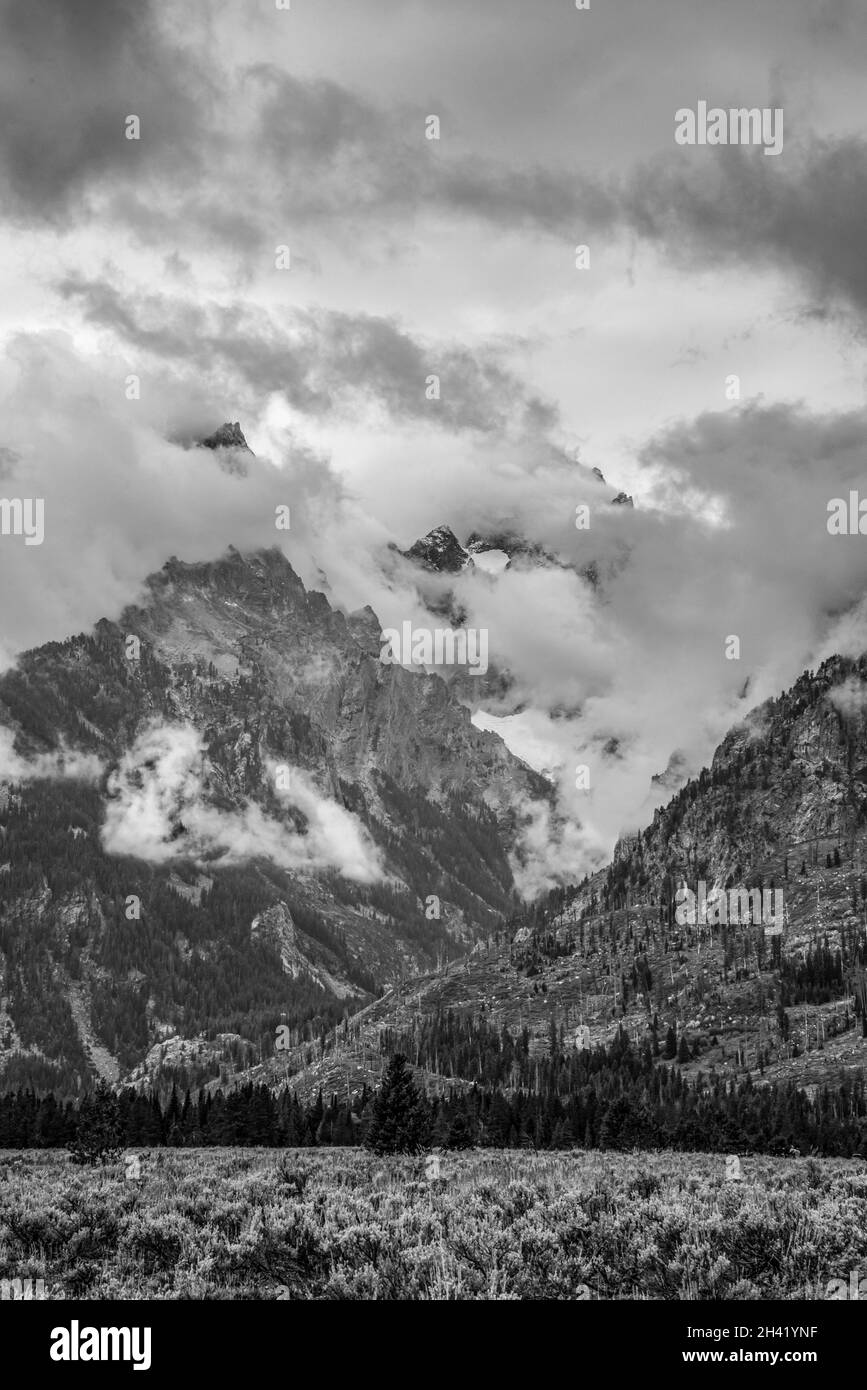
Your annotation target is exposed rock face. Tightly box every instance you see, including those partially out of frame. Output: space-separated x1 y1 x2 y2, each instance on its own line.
251 902 357 996
632 655 867 886
0 541 551 1091
403 525 469 573
271 654 867 1101
651 750 688 794
251 902 299 974
198 421 253 454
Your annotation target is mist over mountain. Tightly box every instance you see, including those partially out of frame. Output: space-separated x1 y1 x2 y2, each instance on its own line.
267 654 867 1108
3 513 867 1104
0 540 557 1093
8 0 867 1326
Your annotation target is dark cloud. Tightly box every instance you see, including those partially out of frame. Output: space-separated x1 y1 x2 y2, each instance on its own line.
0 0 211 220
0 2 594 252
603 138 867 324
58 275 558 436
3 0 867 351
245 65 601 234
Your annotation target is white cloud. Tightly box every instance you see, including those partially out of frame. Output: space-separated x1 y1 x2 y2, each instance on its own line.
827 676 867 718
0 725 103 783
4 0 867 900
101 722 384 882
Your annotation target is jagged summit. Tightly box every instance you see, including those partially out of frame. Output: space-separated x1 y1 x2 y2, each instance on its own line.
198 421 254 454
0 536 554 1091
402 525 470 573
135 545 305 615
402 490 635 583
402 524 554 576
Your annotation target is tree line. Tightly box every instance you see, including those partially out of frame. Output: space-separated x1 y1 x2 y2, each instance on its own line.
1 1033 866 1158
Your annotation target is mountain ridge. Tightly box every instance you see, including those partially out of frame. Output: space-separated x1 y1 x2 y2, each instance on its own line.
0 543 552 1094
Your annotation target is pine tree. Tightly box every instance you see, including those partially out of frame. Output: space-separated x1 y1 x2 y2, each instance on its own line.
447 1110 474 1150
365 1053 429 1155
68 1079 123 1166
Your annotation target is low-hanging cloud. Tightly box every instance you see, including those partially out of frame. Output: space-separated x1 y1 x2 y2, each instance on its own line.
6 0 867 900
0 330 354 666
102 721 384 882
7 327 867 896
0 725 103 784
827 675 867 718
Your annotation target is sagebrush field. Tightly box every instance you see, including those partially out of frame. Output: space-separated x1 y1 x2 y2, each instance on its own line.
1 1148 866 1300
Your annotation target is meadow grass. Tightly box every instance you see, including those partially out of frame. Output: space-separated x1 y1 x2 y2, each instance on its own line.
1 1148 865 1300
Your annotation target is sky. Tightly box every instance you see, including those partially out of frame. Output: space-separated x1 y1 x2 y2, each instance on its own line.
2 0 867 891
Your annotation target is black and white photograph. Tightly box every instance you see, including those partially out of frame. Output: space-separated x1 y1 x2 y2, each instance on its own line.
1 0 866 1364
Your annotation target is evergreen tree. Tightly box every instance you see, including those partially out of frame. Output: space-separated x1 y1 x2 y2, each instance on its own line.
447 1110 474 1150
365 1053 429 1155
68 1079 123 1166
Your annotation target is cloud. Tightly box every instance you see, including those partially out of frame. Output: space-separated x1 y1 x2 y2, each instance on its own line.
101 721 384 881
438 398 867 887
6 0 867 341
0 0 211 223
827 675 867 717
57 276 556 436
0 2 592 254
0 725 103 783
7 323 867 895
0 330 354 662
507 794 607 901
7 324 867 893
6 0 867 901
599 138 867 326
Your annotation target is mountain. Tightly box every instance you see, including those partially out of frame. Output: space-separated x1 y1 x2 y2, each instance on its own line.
0 544 550 1095
393 515 630 711
198 421 253 454
399 525 556 576
259 654 867 1102
397 491 637 624
401 525 471 574
7 498 867 1105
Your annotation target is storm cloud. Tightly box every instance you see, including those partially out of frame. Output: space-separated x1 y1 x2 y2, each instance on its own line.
4 0 867 890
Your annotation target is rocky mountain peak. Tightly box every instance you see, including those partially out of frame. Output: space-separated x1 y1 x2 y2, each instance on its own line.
402 525 470 573
198 421 253 454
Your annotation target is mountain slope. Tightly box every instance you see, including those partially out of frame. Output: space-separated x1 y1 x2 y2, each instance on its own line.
268 654 867 1100
0 545 550 1094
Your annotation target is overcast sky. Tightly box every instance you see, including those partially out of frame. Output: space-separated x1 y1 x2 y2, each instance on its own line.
2 0 867 890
